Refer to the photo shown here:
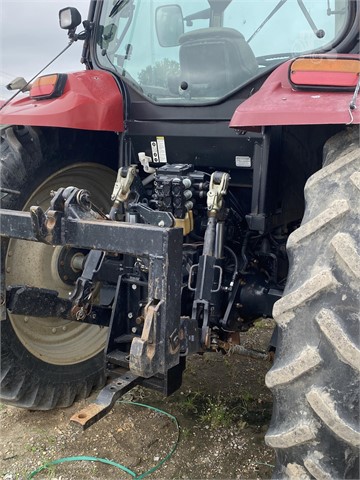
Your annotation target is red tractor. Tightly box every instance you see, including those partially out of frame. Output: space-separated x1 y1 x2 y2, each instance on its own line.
1 1 359 477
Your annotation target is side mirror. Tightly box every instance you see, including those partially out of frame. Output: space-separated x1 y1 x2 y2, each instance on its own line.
59 7 82 30
155 5 184 47
6 77 31 92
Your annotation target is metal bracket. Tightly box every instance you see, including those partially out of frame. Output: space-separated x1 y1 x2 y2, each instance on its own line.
179 316 200 355
69 249 105 318
207 171 230 214
129 298 180 378
138 152 156 174
111 165 137 203
129 202 174 227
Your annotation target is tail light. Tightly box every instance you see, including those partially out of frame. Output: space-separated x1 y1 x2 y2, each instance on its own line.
30 74 67 99
289 56 360 91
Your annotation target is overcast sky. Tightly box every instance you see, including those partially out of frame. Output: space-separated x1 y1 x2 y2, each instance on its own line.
0 0 89 99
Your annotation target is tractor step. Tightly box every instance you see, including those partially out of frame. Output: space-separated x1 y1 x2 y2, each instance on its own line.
106 349 130 368
114 333 139 344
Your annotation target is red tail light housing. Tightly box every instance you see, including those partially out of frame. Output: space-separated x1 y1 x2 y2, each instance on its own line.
30 74 67 99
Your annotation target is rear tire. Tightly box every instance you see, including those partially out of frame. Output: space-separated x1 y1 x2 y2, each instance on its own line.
266 127 360 479
0 126 116 409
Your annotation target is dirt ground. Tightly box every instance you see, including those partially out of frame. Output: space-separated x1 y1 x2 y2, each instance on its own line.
0 320 275 480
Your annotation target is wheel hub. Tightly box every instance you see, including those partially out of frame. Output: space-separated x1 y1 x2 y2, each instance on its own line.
57 247 87 285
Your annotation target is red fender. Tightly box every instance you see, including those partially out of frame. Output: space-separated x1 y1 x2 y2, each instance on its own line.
230 56 360 129
0 70 124 132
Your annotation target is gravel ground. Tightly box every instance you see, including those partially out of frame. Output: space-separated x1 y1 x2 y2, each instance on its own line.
0 320 275 480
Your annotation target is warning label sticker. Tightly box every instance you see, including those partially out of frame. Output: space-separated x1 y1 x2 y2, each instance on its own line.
235 156 252 168
156 136 167 163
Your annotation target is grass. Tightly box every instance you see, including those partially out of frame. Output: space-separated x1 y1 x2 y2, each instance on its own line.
178 387 272 431
179 391 201 414
200 397 232 428
241 389 254 407
180 426 191 438
25 443 39 453
253 318 275 329
26 461 57 479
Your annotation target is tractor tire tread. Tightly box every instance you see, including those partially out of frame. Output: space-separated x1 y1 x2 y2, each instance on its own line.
0 126 107 410
267 127 360 479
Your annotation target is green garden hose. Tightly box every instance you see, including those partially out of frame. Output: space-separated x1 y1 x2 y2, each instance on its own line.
28 401 180 479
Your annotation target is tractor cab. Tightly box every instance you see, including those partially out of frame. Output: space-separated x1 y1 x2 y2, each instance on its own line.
92 0 351 105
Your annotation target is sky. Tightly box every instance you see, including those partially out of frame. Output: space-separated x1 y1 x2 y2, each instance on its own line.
0 0 89 99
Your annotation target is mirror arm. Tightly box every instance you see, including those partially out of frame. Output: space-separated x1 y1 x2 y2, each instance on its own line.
68 21 93 42
184 8 210 26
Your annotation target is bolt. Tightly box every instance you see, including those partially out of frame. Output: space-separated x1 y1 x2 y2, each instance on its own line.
158 220 165 227
52 328 57 334
131 284 137 290
71 253 85 272
63 275 68 281
24 316 29 323
62 326 67 331
128 312 133 319
131 327 137 334
7 251 13 257
6 267 10 273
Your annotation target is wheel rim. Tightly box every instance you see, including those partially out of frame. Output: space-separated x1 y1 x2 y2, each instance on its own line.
6 163 116 365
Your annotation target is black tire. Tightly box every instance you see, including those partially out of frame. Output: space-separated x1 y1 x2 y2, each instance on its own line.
0 126 116 410
266 127 360 479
